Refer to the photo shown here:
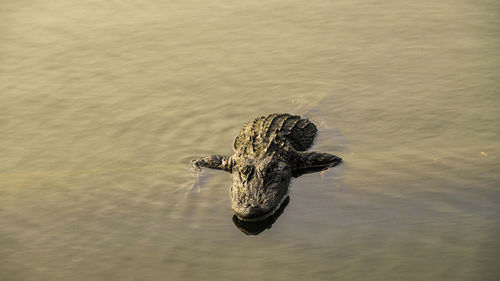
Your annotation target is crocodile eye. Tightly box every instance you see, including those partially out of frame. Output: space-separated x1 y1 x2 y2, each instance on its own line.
258 164 272 176
265 165 273 175
239 164 253 175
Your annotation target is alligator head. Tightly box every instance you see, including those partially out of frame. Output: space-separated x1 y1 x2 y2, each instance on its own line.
230 156 291 221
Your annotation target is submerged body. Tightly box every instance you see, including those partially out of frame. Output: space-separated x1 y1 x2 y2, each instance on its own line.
192 113 342 221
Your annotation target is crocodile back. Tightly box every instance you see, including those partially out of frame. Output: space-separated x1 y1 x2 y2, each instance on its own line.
233 113 317 156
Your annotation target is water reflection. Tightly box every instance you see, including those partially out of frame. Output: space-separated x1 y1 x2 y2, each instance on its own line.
232 196 290 235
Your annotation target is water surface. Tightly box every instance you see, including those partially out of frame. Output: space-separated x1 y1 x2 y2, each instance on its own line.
1 1 499 280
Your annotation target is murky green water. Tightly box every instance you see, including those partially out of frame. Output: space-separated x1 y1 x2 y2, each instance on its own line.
1 1 499 280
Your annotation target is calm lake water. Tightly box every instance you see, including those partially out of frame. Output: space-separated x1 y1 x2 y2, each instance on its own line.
1 0 499 280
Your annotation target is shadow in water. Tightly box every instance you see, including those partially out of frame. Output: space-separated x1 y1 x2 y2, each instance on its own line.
232 196 290 235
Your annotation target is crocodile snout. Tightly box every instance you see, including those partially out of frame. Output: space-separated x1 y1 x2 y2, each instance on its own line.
232 204 270 221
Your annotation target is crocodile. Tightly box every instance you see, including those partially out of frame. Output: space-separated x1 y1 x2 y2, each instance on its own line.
192 113 342 221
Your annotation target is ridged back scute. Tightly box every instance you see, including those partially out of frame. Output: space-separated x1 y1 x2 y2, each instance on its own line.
234 113 318 152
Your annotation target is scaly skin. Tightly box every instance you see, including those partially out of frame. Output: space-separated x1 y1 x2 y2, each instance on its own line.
192 113 342 221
